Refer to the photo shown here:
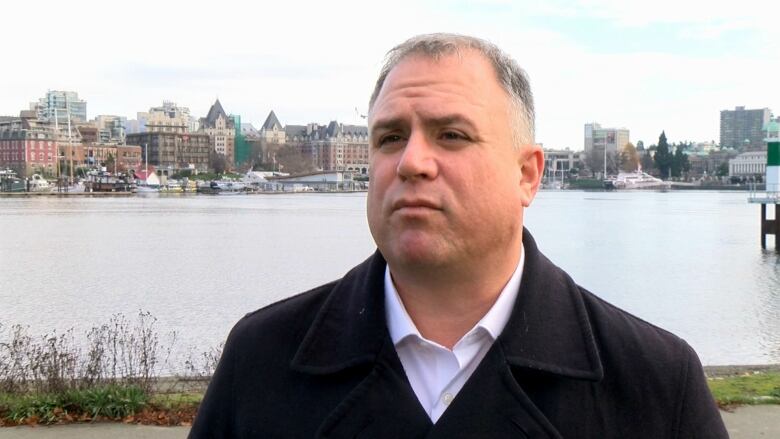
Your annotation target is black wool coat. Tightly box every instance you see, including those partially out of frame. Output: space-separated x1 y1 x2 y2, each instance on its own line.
189 231 728 438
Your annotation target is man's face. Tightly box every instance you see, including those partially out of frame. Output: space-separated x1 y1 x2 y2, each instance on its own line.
367 50 542 272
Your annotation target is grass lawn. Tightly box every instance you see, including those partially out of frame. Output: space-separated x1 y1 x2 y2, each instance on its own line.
1 373 778 426
0 387 202 427
708 372 780 407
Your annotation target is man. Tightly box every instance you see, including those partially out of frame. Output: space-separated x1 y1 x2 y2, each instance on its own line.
189 34 727 438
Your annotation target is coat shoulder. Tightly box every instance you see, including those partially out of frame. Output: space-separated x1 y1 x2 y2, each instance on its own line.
228 280 337 349
578 285 691 362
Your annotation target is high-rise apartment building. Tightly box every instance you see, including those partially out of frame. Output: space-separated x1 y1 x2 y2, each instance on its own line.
584 123 630 155
30 90 87 124
720 106 771 151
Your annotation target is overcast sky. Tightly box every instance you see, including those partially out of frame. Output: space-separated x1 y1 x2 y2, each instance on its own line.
2 0 779 150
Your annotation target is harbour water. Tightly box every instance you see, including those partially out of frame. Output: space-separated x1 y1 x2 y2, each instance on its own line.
0 191 778 366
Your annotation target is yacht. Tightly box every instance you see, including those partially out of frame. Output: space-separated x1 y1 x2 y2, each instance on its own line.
604 171 671 190
28 174 53 192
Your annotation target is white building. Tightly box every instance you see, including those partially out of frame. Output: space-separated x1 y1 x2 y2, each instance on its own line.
30 90 87 124
729 151 767 177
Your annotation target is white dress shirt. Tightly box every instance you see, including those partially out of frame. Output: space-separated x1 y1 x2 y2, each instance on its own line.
383 248 525 423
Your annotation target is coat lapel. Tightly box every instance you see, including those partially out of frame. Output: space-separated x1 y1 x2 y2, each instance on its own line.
500 230 604 381
316 339 433 439
289 230 605 438
427 230 604 438
289 251 432 438
429 343 563 439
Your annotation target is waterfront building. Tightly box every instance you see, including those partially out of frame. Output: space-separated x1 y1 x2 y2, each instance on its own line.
543 148 583 180
584 122 630 155
687 149 736 178
231 115 250 168
260 111 286 144
292 121 369 173
241 123 260 138
127 101 198 134
0 112 59 177
720 106 772 151
126 131 210 173
93 115 127 145
256 111 369 173
198 100 235 168
58 143 142 173
30 90 87 124
267 171 357 191
729 151 767 178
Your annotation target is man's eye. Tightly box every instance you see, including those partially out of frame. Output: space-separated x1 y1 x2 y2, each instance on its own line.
379 135 403 146
441 131 467 141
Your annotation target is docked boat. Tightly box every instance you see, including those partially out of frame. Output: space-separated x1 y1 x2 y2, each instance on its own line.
28 174 53 192
604 171 671 190
84 172 136 193
0 169 25 192
197 180 246 195
135 184 160 194
160 179 184 193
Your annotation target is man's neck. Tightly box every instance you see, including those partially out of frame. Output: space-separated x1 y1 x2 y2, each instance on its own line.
389 244 523 349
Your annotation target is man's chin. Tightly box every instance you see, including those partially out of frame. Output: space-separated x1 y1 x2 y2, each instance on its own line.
384 241 450 272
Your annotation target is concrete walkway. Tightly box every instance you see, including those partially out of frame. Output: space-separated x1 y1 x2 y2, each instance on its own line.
0 423 189 438
721 405 780 438
0 407 778 437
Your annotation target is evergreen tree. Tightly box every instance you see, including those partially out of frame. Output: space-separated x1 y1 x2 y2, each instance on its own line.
653 131 673 179
672 145 690 178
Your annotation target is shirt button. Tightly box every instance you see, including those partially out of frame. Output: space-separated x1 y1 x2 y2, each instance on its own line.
442 392 454 405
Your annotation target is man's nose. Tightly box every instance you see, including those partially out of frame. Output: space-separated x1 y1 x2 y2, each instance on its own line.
396 132 438 181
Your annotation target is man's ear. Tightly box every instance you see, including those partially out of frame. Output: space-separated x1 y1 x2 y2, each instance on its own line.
518 145 544 207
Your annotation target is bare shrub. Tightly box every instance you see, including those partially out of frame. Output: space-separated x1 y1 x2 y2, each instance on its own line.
0 311 201 395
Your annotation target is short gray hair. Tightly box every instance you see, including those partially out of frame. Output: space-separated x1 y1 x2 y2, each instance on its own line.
368 33 535 146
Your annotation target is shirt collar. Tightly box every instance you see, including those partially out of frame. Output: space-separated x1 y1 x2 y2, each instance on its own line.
384 246 525 346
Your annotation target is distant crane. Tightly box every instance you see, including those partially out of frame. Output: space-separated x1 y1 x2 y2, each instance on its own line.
355 107 367 120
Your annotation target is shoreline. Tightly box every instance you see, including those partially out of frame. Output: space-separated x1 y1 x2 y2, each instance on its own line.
153 365 780 392
0 189 368 197
704 364 780 377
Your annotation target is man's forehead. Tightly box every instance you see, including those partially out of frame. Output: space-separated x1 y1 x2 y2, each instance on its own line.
370 50 504 114
384 49 491 84
370 110 479 132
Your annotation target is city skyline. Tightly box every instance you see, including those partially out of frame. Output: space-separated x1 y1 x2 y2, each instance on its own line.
2 0 779 150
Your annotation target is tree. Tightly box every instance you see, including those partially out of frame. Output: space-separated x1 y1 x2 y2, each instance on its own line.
105 153 115 173
640 152 656 174
209 152 228 174
716 162 729 177
274 145 317 175
583 148 618 177
653 131 674 179
671 145 690 178
620 142 639 172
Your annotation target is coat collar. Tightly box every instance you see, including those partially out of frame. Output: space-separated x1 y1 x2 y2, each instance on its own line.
291 229 603 382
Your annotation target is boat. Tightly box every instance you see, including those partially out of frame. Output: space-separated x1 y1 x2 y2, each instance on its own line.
197 180 246 195
84 171 136 193
0 169 25 192
28 174 53 192
604 171 671 190
135 184 160 194
160 179 184 193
